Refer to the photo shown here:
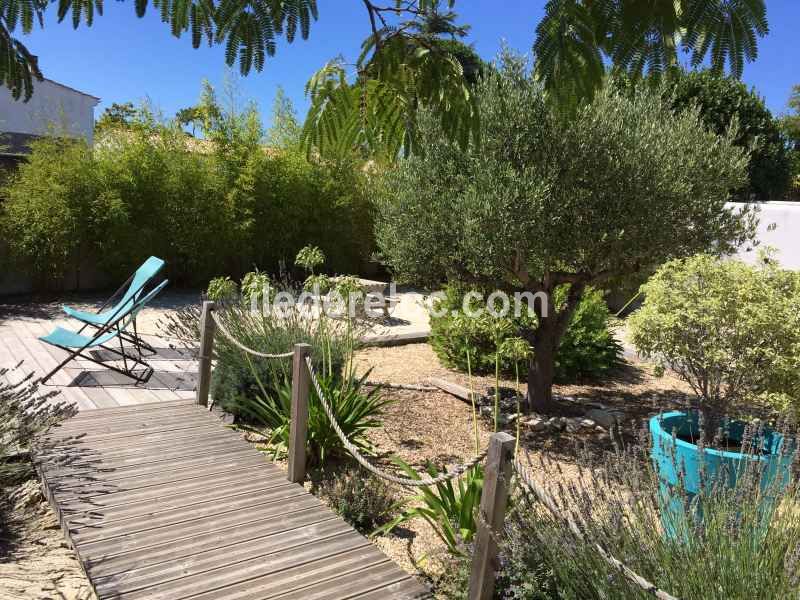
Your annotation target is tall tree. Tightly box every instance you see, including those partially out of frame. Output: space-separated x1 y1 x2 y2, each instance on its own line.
375 55 755 412
95 102 139 133
779 85 800 151
266 87 301 149
175 106 202 136
778 84 800 200
660 70 791 200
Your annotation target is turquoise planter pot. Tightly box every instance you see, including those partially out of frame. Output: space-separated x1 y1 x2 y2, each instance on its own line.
650 411 792 538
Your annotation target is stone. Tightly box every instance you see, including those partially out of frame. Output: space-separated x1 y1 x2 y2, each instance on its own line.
566 420 582 434
585 408 623 429
524 417 547 432
498 413 519 426
580 418 596 429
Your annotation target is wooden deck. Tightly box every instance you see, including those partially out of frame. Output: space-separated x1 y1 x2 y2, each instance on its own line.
0 312 199 410
36 399 430 599
1 308 430 599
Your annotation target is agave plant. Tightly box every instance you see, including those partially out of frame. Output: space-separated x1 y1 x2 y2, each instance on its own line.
232 359 392 466
375 459 485 557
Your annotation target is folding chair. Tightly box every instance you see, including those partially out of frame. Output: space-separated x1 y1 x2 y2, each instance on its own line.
62 256 166 357
39 280 169 385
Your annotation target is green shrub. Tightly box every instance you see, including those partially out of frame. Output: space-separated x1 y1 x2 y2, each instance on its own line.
629 253 800 425
207 302 363 416
319 468 396 534
207 276 238 302
665 70 792 201
0 137 128 285
0 86 374 289
240 269 272 306
295 245 325 274
430 284 622 382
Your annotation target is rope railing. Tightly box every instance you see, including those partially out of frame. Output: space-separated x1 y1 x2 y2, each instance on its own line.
193 300 679 600
512 455 680 600
210 311 294 359
305 356 488 487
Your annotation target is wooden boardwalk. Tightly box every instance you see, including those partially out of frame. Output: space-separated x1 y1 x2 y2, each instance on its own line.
0 305 430 599
36 399 430 599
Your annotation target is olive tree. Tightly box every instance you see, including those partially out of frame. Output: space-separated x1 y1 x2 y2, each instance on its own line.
375 55 756 413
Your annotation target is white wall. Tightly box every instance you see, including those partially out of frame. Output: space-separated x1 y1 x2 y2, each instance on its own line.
0 79 99 144
727 201 800 270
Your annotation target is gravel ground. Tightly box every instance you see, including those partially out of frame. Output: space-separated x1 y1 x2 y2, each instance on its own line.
0 479 94 600
350 342 695 588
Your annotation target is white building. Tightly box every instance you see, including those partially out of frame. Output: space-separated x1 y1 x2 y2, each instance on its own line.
728 201 800 270
0 78 99 160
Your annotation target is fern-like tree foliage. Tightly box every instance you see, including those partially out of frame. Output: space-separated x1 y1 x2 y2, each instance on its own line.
0 0 317 100
534 0 769 103
301 1 481 160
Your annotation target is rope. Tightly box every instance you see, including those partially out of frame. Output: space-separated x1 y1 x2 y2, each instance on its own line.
305 356 488 487
512 457 680 600
210 311 294 359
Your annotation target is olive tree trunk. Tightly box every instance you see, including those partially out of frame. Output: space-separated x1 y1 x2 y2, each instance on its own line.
524 282 586 414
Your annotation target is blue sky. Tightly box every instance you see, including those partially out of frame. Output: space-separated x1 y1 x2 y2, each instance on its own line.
21 0 800 124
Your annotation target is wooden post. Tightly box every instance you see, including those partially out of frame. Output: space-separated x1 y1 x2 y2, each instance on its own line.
468 432 515 600
288 343 312 484
196 301 216 407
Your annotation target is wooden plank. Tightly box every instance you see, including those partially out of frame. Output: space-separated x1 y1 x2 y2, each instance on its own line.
0 321 98 410
45 417 222 444
57 398 195 419
20 319 119 409
91 521 354 594
85 510 341 579
78 504 330 559
48 404 213 434
426 376 481 403
38 426 245 460
45 450 265 495
52 463 285 508
270 562 418 600
69 484 307 542
44 408 219 438
354 578 432 599
182 549 398 600
121 539 382 600
39 433 248 474
37 428 242 467
64 478 297 528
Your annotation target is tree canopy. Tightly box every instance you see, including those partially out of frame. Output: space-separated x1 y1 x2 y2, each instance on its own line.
664 70 791 201
375 54 755 411
2 0 773 161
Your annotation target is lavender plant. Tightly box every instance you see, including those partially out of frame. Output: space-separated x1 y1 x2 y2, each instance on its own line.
1 365 76 485
498 428 800 599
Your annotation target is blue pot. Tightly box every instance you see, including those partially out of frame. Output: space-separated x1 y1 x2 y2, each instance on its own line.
650 411 792 538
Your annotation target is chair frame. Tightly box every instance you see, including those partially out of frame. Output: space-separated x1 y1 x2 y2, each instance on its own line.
73 272 159 357
41 281 168 385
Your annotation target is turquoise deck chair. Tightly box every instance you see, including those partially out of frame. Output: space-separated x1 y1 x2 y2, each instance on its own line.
63 256 165 355
40 280 169 384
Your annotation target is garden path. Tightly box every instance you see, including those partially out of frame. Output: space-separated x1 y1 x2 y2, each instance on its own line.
35 399 430 599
